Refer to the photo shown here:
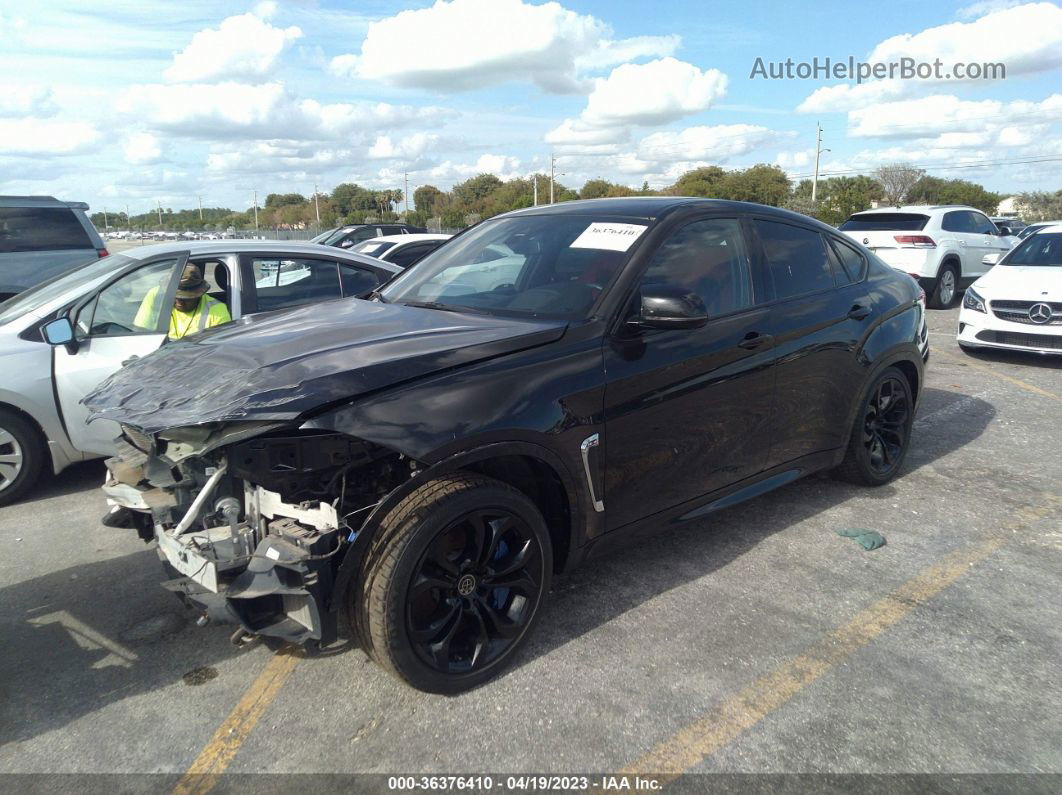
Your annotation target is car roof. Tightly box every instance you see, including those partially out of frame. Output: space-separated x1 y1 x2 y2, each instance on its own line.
0 194 89 210
364 233 452 244
117 240 403 274
1036 223 1062 234
851 205 983 215
498 196 833 227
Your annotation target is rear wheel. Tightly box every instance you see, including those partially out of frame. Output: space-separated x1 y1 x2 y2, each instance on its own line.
832 367 914 487
355 474 552 693
0 409 46 507
929 262 958 308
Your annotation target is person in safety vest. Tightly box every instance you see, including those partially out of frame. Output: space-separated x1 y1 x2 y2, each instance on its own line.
135 264 230 339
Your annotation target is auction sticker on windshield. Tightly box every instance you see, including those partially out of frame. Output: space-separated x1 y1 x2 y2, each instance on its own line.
569 222 647 252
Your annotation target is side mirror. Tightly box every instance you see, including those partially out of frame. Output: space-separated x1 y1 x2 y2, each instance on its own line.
631 285 708 330
982 253 1000 267
997 226 1013 237
42 317 78 353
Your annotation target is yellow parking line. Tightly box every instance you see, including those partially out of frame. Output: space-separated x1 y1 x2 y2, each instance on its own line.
620 497 1058 781
934 348 1062 403
172 647 301 795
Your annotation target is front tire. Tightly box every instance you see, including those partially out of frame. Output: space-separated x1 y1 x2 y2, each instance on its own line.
355 474 552 693
832 367 914 487
0 409 45 507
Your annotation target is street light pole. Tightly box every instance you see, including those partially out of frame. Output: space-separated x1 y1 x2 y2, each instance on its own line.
198 195 203 222
549 154 556 204
313 183 320 226
253 189 259 232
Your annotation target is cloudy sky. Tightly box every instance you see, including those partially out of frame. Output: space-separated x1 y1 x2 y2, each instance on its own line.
2 0 1061 215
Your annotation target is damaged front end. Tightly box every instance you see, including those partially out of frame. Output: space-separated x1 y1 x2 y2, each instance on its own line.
105 422 413 648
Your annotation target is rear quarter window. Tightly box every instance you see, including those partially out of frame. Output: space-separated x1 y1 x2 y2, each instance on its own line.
0 207 94 253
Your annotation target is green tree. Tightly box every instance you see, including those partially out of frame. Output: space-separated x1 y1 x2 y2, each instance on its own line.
1016 190 1062 221
717 164 791 206
453 173 504 210
669 166 727 197
414 185 443 214
907 177 1001 214
264 192 306 208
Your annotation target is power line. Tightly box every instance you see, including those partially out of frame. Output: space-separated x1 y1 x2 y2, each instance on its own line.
789 154 1062 180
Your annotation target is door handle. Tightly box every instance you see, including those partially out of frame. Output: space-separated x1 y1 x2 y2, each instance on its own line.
738 332 773 350
847 304 871 320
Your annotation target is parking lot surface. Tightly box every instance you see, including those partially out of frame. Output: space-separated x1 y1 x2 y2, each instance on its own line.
1 305 1059 782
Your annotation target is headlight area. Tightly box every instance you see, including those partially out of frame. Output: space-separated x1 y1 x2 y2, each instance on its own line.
963 288 987 313
106 428 413 648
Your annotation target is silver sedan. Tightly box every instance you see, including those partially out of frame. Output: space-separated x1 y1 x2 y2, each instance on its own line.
0 240 400 506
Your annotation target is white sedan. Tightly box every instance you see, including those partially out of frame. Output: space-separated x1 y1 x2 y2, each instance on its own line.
958 223 1062 355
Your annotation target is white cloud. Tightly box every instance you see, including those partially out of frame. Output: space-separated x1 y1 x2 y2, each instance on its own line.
123 132 163 165
870 2 1062 76
847 93 1062 138
368 133 442 160
797 3 1062 112
0 85 57 118
331 0 679 93
797 80 905 113
119 81 453 141
547 58 729 148
164 12 303 83
582 58 728 127
0 118 100 156
635 124 784 163
956 0 1021 20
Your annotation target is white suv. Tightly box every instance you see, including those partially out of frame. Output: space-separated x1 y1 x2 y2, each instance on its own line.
840 205 1017 308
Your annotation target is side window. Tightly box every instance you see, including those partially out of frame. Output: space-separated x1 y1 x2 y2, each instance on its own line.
640 218 753 316
77 259 178 337
338 263 380 296
251 258 342 312
947 209 972 231
969 212 997 235
755 219 834 300
388 243 434 269
828 238 867 285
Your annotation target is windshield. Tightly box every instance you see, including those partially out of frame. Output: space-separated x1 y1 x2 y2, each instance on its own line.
1004 232 1062 266
1018 223 1053 239
321 227 353 246
0 254 133 325
310 228 337 243
839 213 930 232
353 240 397 257
379 215 648 319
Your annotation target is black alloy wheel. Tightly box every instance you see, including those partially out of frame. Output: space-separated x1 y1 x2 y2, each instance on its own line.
356 474 552 693
833 367 914 486
406 509 541 675
862 374 911 477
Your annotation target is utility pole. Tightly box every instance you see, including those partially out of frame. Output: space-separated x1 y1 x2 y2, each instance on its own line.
125 204 130 228
313 183 320 226
533 174 538 206
253 189 259 232
549 154 556 204
156 200 162 227
404 172 409 215
198 195 203 222
103 207 108 229
811 123 829 204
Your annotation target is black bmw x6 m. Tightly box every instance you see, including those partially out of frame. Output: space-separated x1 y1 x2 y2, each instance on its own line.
86 198 928 693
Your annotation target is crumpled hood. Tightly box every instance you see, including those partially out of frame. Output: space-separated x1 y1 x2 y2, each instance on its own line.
973 265 1062 300
83 298 566 434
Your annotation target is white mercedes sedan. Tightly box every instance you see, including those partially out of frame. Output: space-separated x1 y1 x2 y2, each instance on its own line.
958 223 1062 355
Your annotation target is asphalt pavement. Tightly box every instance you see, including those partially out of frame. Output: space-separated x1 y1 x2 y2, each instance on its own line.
1 304 1059 786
